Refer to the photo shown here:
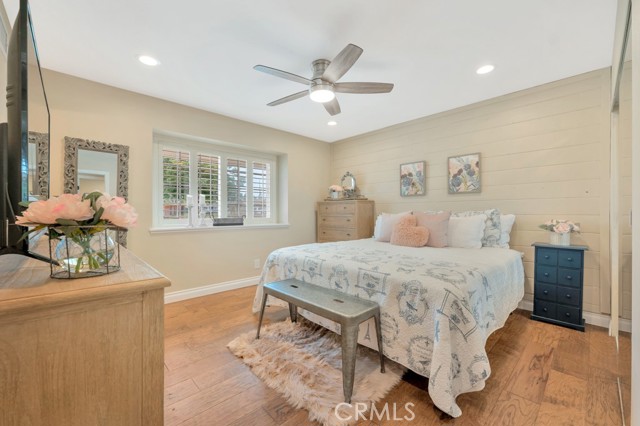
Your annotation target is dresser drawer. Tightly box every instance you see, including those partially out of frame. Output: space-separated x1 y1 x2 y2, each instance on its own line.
534 300 557 320
536 265 557 284
537 248 558 266
534 282 557 302
556 286 580 307
557 268 581 288
318 215 356 228
318 228 358 242
319 203 356 215
558 249 582 269
556 305 581 325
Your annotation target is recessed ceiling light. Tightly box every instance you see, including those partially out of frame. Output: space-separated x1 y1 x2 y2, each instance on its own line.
138 55 160 66
327 121 337 126
476 64 495 75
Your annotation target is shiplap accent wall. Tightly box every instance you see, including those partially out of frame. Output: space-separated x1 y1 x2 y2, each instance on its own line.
331 69 612 315
618 60 632 320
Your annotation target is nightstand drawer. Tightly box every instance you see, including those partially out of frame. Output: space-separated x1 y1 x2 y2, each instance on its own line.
536 265 557 284
557 268 581 287
537 248 558 266
320 203 356 215
558 249 582 269
557 286 580 307
318 216 356 228
534 282 557 302
534 300 557 319
556 305 581 325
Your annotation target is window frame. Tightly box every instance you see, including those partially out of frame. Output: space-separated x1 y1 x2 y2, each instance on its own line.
153 133 278 229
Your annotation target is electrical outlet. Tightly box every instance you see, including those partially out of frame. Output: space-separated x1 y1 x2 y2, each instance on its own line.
253 258 261 269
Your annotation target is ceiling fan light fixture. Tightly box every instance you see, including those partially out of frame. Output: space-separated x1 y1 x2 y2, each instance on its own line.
309 84 335 103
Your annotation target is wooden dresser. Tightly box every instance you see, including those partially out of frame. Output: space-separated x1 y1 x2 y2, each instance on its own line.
317 199 374 242
0 246 170 426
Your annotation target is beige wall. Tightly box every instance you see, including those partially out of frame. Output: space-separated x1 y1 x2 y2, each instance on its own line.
619 60 632 320
330 69 612 315
41 70 330 293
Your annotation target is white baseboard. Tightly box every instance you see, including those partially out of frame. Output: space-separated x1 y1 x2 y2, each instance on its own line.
518 300 631 333
164 276 259 304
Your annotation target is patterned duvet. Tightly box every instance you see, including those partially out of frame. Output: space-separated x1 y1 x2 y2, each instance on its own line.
252 239 524 417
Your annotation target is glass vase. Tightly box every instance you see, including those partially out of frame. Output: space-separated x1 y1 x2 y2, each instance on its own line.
49 226 121 279
549 232 570 246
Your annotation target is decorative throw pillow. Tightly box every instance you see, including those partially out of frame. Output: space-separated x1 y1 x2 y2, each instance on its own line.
390 215 430 247
498 214 516 248
413 211 451 248
452 209 501 247
448 215 486 248
373 211 412 242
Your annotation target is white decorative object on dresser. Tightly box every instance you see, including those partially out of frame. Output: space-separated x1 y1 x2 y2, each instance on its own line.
317 200 374 242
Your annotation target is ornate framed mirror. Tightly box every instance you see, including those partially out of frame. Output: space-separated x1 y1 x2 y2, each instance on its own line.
28 131 49 199
341 171 356 198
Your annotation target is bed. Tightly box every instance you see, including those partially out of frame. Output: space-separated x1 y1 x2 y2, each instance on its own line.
251 238 524 417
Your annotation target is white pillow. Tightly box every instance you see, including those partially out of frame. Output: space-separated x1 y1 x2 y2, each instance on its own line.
498 214 516 248
373 212 411 242
452 208 501 247
448 215 486 248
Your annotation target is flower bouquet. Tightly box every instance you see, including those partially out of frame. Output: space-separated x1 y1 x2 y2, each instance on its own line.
18 192 138 278
328 184 343 199
538 219 580 246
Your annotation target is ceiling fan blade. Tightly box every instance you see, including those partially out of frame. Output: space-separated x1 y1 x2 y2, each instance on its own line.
254 65 312 86
322 44 363 83
267 90 308 106
334 82 394 94
323 98 341 116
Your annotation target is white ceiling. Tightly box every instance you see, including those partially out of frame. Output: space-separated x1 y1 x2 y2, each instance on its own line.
4 0 617 143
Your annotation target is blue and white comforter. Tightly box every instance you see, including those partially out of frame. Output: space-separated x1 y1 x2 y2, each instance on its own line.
252 239 524 417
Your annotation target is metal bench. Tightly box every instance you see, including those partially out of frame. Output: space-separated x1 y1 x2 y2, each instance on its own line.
256 278 385 404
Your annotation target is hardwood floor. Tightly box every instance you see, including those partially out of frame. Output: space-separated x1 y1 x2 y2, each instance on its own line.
164 286 630 425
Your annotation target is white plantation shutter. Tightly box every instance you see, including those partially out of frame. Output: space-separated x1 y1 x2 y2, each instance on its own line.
162 148 190 220
226 158 247 218
197 154 220 218
252 161 270 219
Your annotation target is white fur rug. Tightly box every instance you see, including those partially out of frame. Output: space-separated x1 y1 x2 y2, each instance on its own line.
227 319 404 426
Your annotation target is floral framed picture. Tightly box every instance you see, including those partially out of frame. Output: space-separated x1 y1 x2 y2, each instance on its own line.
448 153 481 194
400 161 426 196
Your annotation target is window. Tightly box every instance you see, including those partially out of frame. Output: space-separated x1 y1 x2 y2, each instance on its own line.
154 133 278 228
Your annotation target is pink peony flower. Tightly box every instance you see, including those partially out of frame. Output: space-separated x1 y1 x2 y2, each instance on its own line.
16 193 94 225
553 222 572 234
97 194 138 228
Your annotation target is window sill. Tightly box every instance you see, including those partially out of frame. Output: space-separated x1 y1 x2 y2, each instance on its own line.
149 223 290 234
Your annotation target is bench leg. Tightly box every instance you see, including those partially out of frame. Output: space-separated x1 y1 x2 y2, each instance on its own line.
341 323 358 404
373 313 385 373
288 303 298 323
255 292 268 339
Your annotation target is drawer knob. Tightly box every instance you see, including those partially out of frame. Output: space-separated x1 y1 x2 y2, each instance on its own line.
543 307 548 312
566 275 572 280
322 218 326 221
346 219 351 222
346 233 351 236
565 294 571 299
543 290 549 295
544 273 549 277
565 312 571 318
544 255 550 259
567 257 573 262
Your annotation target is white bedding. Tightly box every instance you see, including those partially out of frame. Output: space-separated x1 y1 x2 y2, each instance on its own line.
252 239 524 417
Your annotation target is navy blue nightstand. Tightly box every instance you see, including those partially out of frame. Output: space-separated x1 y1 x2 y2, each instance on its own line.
531 242 588 331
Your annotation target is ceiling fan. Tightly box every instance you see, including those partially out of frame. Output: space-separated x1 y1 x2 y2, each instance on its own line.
254 43 394 116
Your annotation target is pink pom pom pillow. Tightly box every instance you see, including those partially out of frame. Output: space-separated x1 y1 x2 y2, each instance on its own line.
390 215 430 247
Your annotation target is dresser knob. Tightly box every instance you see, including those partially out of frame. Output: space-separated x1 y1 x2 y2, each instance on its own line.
566 275 572 280
346 219 351 222
544 255 550 259
543 290 548 295
543 307 548 312
565 294 571 299
544 273 549 277
346 233 351 236
567 257 573 262
565 312 571 318
322 218 326 221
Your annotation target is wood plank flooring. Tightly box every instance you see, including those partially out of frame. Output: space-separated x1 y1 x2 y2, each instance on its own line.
164 286 630 425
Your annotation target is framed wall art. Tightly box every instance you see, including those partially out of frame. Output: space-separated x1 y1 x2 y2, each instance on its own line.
400 161 426 196
448 153 480 193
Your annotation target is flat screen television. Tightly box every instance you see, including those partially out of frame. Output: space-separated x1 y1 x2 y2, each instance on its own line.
0 0 50 260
